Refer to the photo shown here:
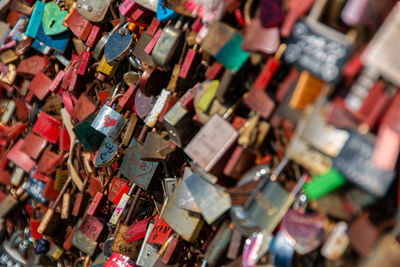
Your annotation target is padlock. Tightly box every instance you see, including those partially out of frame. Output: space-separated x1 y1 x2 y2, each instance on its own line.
152 17 185 69
70 219 98 256
137 89 171 142
32 112 61 144
162 182 204 243
303 168 346 200
73 113 106 153
124 216 152 243
25 0 45 38
91 94 127 140
77 48 91 76
7 139 36 173
93 22 122 61
72 173 90 217
201 21 249 72
138 68 169 96
109 184 136 226
283 1 353 84
147 215 174 246
140 131 172 161
184 172 231 224
0 98 16 124
112 187 143 259
361 3 400 88
321 221 349 260
86 173 114 216
333 130 395 197
133 32 156 67
0 183 28 218
0 63 16 85
28 72 53 101
73 82 100 122
244 44 286 119
79 214 105 241
203 222 234 267
157 0 178 22
184 114 238 174
163 84 200 147
134 89 157 120
117 85 136 111
94 137 121 167
104 22 134 66
60 185 73 220
19 132 47 160
9 0 33 16
86 25 102 49
42 2 67 36
97 55 118 77
120 138 159 190
65 8 93 41
76 0 111 22
0 49 18 64
37 149 61 176
10 167 25 186
35 23 71 53
135 220 158 266
108 174 130 205
37 177 71 235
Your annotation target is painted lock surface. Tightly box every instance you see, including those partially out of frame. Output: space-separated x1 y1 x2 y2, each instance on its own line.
91 105 127 140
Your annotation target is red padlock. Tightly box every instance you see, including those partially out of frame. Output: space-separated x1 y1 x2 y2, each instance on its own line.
20 132 47 160
108 176 129 205
16 55 48 77
59 127 70 152
86 25 102 49
147 216 174 246
49 70 65 92
77 50 91 76
65 9 92 41
7 139 36 172
118 85 137 110
32 112 61 144
79 215 105 241
37 150 62 175
28 72 53 101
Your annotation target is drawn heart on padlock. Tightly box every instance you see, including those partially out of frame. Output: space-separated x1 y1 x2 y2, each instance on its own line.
104 115 117 127
42 2 68 36
104 32 133 65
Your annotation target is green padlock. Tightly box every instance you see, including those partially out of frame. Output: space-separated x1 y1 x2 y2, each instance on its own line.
304 168 347 200
42 2 68 36
73 114 106 153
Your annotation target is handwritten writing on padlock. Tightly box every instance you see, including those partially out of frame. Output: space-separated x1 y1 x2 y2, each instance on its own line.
120 139 158 190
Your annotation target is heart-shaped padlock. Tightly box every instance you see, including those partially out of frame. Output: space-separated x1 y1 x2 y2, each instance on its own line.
42 2 68 36
76 0 111 22
104 23 133 66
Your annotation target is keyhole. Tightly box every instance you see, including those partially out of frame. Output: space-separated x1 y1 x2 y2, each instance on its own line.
49 20 55 28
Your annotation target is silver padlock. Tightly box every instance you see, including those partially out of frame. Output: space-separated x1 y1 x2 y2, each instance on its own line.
91 84 127 139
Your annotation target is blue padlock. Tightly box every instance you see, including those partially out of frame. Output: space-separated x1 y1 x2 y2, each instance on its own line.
36 24 70 53
156 0 178 22
25 1 46 38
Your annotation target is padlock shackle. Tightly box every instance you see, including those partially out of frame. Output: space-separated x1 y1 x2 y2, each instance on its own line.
51 176 72 210
108 93 124 107
124 187 142 225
